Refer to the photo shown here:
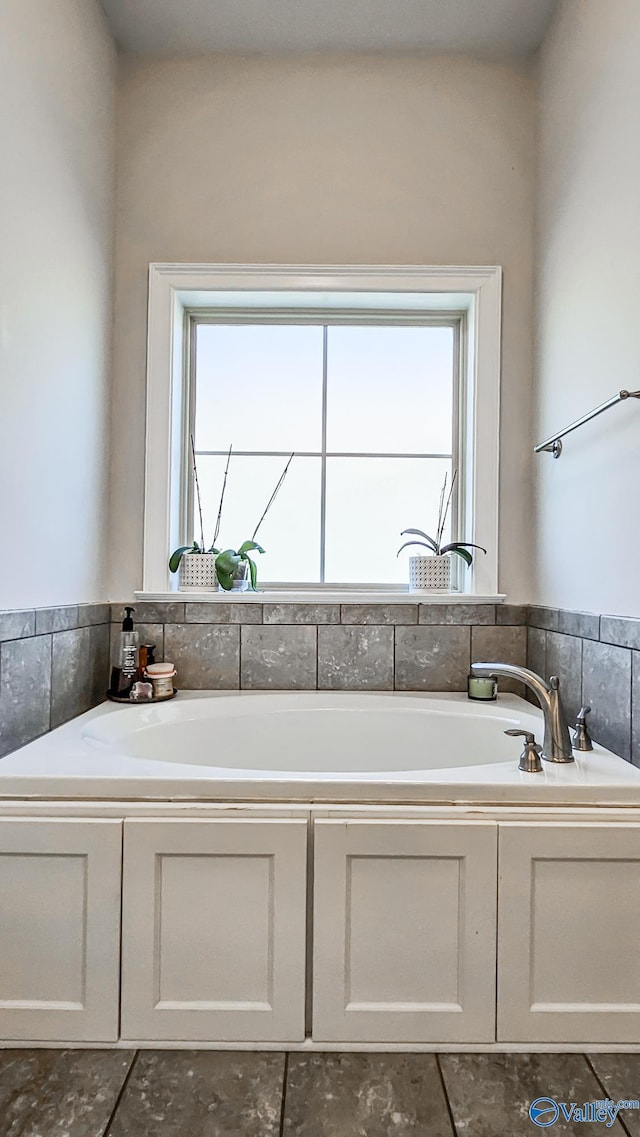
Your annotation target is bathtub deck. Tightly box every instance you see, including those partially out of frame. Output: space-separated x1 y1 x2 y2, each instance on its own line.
1 690 640 806
0 1048 636 1135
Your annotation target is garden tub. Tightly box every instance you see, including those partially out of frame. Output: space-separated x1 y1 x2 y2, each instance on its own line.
1 690 639 805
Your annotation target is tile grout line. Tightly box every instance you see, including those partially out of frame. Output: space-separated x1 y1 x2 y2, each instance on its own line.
584 1055 634 1137
102 1050 139 1137
434 1054 460 1137
278 1051 290 1137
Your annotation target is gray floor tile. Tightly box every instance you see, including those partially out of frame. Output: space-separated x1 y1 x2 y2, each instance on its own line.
588 1054 640 1136
284 1053 453 1137
440 1052 627 1135
108 1050 284 1137
0 1048 134 1137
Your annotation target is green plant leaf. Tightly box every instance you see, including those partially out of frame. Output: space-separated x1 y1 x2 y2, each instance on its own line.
246 555 258 591
238 540 265 556
206 546 220 555
399 528 438 552
168 545 198 573
397 540 439 557
216 569 234 591
440 542 487 556
215 549 241 575
448 547 473 566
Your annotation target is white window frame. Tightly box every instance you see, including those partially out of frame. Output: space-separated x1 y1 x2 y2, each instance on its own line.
142 264 502 598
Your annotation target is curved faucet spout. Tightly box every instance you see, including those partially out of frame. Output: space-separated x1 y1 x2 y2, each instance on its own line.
471 661 574 763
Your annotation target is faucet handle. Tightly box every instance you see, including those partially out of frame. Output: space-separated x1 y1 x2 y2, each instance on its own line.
504 728 543 773
572 706 593 752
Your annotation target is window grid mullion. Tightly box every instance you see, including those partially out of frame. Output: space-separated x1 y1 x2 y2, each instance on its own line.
320 325 328 584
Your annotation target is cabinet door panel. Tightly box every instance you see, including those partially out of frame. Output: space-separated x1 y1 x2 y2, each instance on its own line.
312 819 497 1043
121 818 307 1042
0 819 122 1042
498 823 640 1043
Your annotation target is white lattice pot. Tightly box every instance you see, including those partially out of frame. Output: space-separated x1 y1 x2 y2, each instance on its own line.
409 555 452 592
178 553 218 591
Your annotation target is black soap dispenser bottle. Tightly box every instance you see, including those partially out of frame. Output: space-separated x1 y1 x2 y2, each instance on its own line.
110 607 139 697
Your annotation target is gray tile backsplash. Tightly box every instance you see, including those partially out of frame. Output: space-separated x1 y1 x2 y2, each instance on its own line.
528 606 638 764
0 635 52 756
0 604 110 757
395 625 470 691
582 639 633 762
545 630 583 723
318 626 394 690
242 626 317 689
3 599 640 767
164 624 240 689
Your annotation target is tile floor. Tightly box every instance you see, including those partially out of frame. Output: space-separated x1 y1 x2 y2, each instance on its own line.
1 1050 639 1136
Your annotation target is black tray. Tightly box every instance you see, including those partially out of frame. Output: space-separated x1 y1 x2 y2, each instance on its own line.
106 688 178 705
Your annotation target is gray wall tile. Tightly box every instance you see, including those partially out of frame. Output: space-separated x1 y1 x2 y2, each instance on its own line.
471 625 527 695
111 601 185 624
52 626 109 729
0 636 52 757
0 610 36 642
600 615 640 652
558 609 600 640
77 603 110 627
546 631 583 723
395 626 470 691
164 624 239 689
527 627 546 678
241 626 316 689
263 603 339 624
528 606 560 631
582 639 632 761
418 603 495 625
35 605 79 634
632 652 640 769
318 626 394 690
496 604 527 626
186 602 263 624
341 604 417 625
88 624 110 705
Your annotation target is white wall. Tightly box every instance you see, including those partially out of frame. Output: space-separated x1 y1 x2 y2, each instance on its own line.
110 54 536 600
534 0 640 617
0 0 116 609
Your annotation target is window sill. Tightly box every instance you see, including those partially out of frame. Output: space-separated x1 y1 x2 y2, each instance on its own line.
134 590 507 605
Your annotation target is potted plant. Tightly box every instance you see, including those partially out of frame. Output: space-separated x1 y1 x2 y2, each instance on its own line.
214 453 294 592
168 439 231 590
169 446 294 593
397 471 486 591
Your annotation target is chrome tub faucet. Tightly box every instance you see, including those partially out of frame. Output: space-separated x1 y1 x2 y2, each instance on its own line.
471 662 574 763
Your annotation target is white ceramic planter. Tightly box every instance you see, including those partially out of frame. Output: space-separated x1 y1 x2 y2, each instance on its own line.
409 554 451 592
178 553 217 591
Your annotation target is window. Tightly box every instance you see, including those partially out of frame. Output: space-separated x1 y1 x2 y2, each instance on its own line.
142 265 501 597
191 318 457 585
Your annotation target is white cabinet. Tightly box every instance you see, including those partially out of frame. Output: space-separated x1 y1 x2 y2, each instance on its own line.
0 819 122 1042
498 822 640 1043
312 819 498 1043
121 818 308 1042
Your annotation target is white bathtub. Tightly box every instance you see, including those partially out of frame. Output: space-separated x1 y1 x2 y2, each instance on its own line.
1 690 639 804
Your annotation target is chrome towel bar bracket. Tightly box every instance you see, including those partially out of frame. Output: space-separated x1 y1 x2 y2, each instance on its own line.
534 389 640 458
